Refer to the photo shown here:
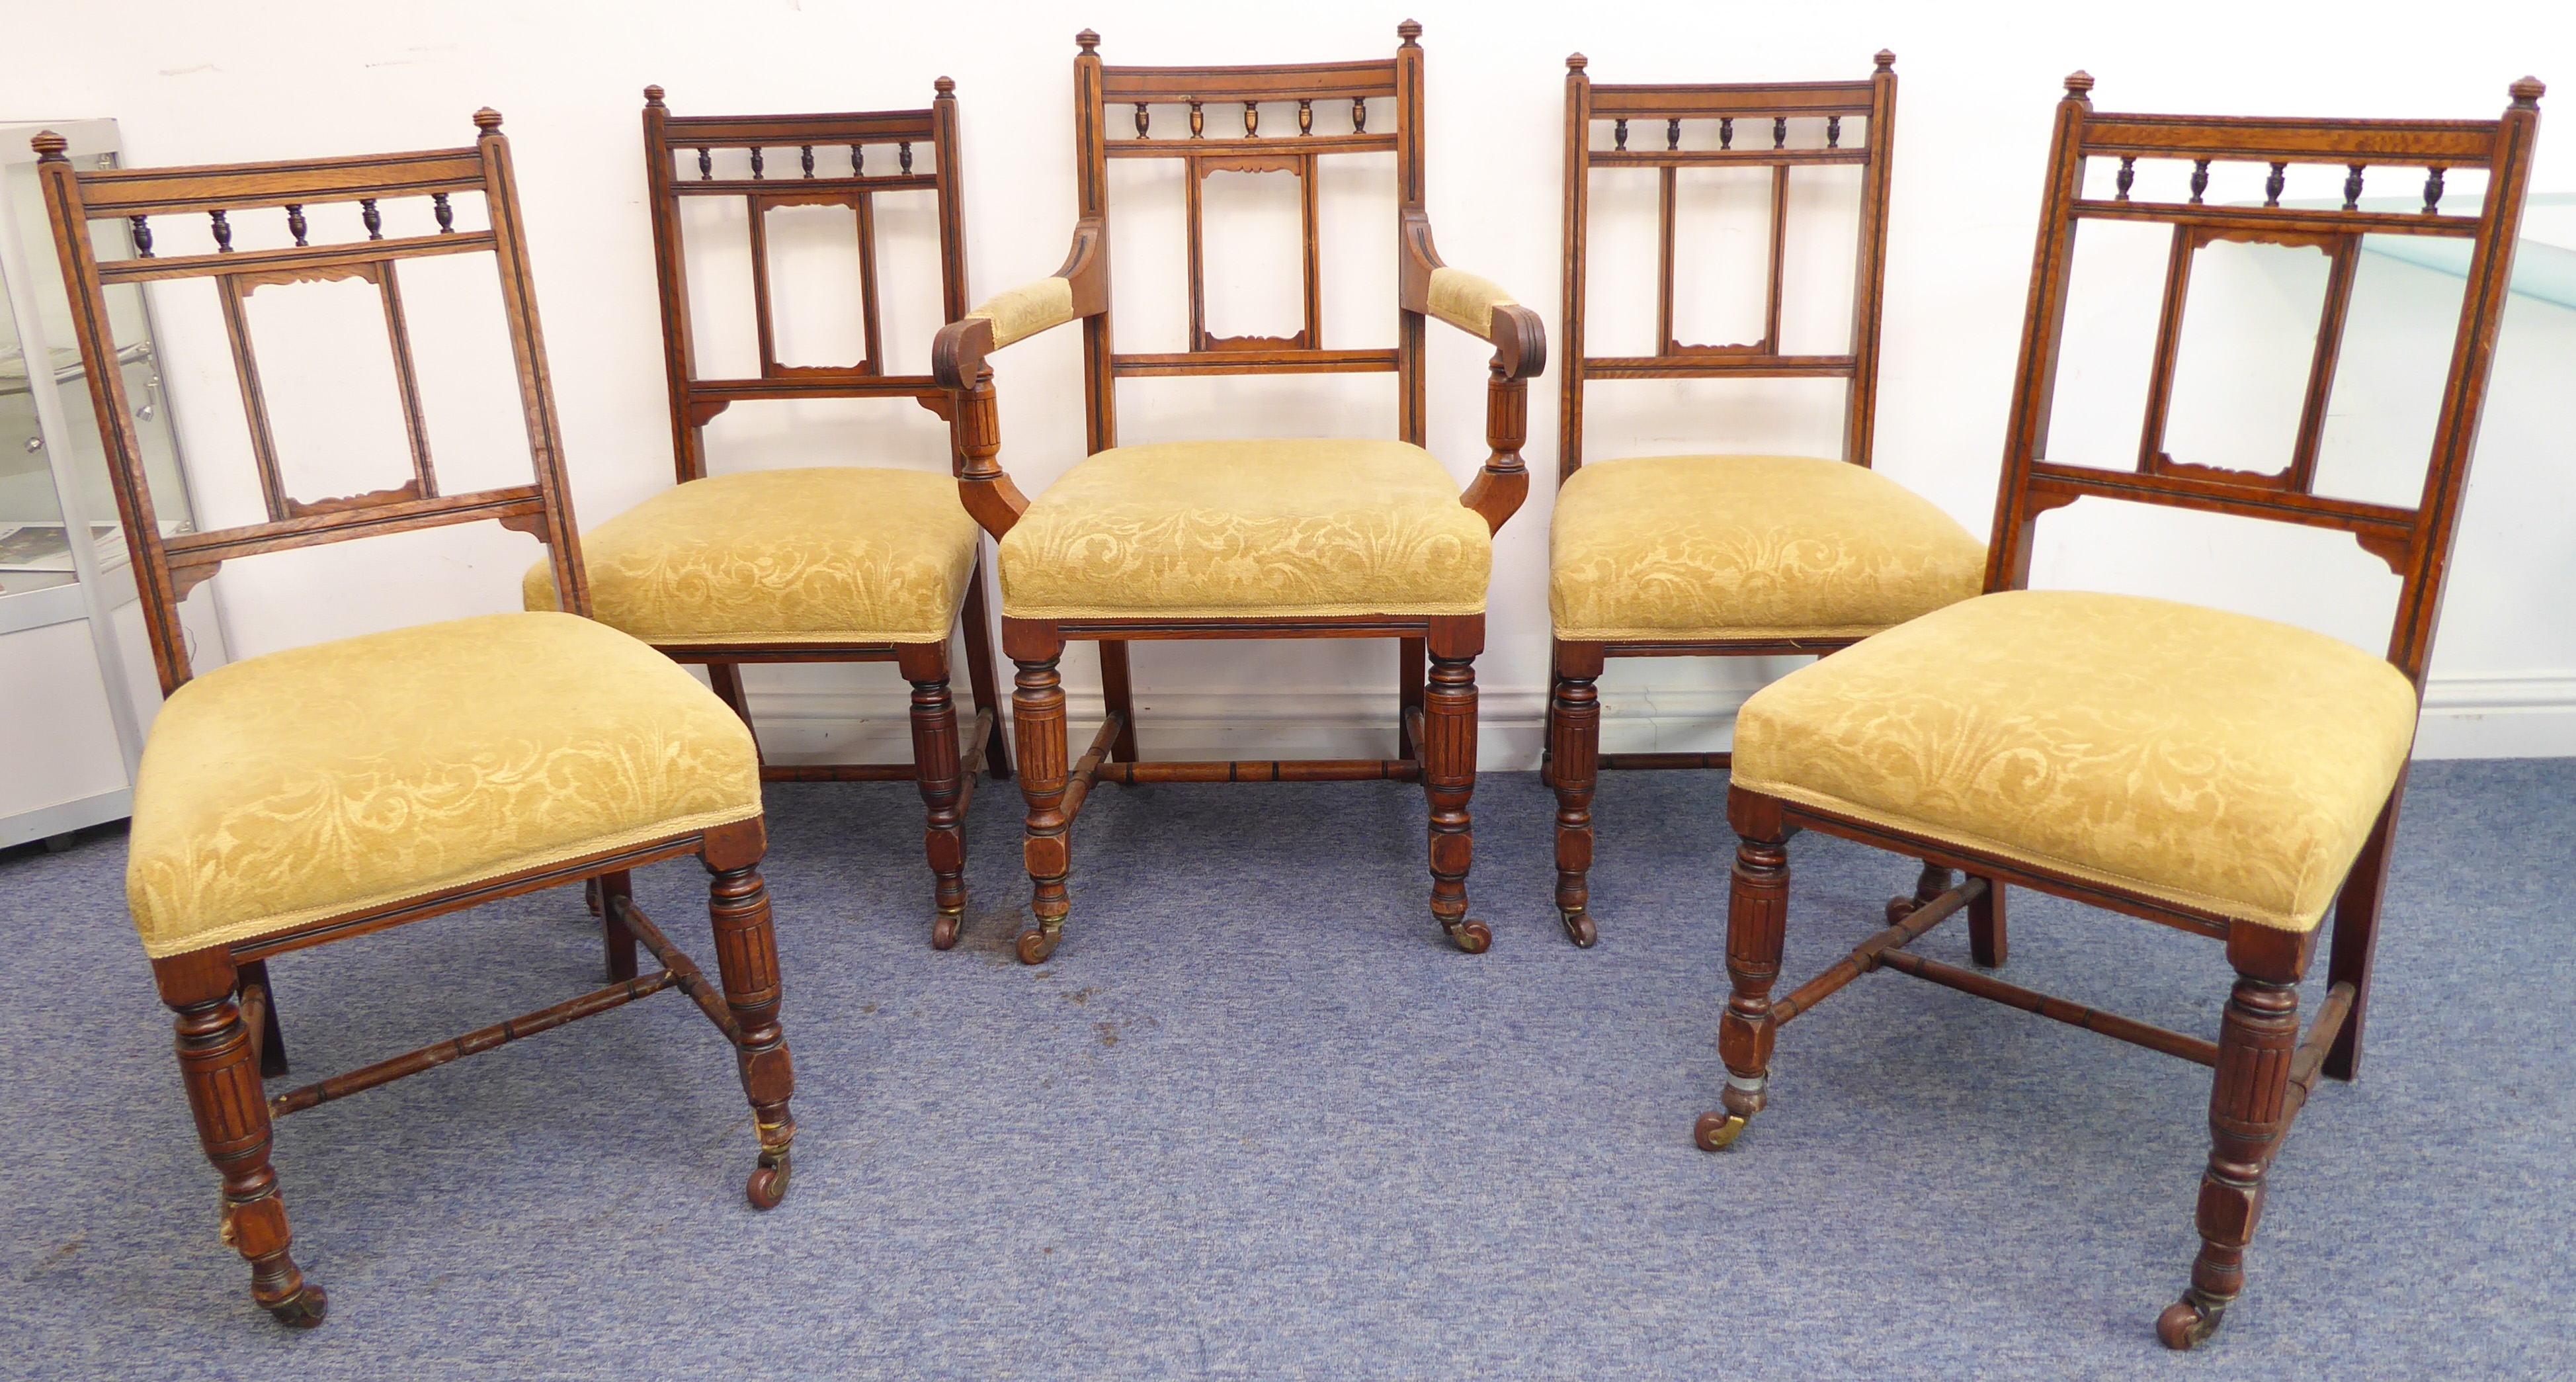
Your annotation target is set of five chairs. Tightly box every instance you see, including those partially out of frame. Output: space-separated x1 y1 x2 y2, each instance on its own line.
34 22 2543 1350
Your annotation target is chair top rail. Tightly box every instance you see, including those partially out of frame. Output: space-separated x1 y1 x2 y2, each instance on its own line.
655 109 937 147
1101 61 1399 105
64 148 485 219
2079 113 2502 164
1587 83 1878 119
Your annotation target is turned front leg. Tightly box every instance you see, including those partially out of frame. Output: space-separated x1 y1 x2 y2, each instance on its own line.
2159 971 2301 1348
1698 829 1790 1150
153 951 325 1327
705 842 795 1211
1547 640 1604 948
1011 652 1072 964
901 642 968 949
1422 650 1489 954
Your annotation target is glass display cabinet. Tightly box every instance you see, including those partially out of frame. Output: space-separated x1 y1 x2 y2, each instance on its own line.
0 118 227 848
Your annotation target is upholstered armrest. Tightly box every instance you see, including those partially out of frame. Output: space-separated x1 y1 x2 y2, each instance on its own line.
1397 212 1540 534
931 217 1108 390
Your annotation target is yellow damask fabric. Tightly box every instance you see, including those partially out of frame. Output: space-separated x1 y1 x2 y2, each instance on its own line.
1425 267 1517 338
126 612 761 957
1550 454 1985 642
1731 590 2419 931
968 276 1077 349
998 439 1489 619
524 468 979 646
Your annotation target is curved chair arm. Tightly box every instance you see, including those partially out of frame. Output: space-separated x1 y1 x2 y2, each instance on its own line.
932 218 1109 539
1400 212 1544 533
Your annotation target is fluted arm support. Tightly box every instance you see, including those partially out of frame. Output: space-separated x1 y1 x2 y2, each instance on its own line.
949 366 1029 539
1400 212 1542 533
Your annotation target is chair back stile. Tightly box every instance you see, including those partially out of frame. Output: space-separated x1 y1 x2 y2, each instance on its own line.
1988 73 2546 689
642 82 971 486
34 110 589 694
1070 26 1431 453
1558 53 1900 484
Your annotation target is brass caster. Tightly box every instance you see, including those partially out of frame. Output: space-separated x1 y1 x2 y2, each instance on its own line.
746 1148 792 1211
1446 919 1492 955
1017 926 1059 965
265 1282 328 1329
931 910 964 951
1694 1110 1751 1151
2157 1292 2227 1350
1559 908 1597 949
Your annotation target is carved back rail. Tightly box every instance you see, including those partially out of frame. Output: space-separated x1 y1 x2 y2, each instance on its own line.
1076 24 1431 448
34 110 585 695
644 82 969 483
1990 73 2544 687
1559 52 1900 482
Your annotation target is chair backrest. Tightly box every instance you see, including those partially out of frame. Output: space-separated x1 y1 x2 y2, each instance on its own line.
1071 22 1434 453
1558 53 1901 484
34 110 586 695
1990 73 2544 687
643 81 970 483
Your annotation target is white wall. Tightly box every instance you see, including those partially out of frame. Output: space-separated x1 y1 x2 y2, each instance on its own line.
9 0 2572 764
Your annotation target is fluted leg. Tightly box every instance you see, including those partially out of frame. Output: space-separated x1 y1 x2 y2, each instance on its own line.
1421 649 1488 954
1011 648 1071 965
1698 824 1790 1151
1547 640 1604 948
705 843 795 1211
152 951 325 1328
901 642 968 949
2159 971 2301 1349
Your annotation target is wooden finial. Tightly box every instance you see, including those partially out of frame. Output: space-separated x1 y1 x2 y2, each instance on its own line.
1565 53 1587 73
2511 76 2546 106
30 130 67 160
1874 50 1896 71
474 107 504 132
1075 29 1100 54
1397 19 1423 45
644 85 665 107
2063 71 2095 97
935 76 956 97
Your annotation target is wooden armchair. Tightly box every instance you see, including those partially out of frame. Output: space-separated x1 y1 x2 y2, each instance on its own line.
1546 53 1985 947
35 110 798 1328
932 22 1544 964
1698 74 2543 1348
527 83 1011 950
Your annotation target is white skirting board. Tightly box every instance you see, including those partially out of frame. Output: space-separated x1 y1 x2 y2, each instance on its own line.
739 673 2576 768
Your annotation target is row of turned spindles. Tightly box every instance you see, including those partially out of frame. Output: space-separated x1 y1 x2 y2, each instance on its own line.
692 142 915 179
125 193 455 259
2112 155 2451 214
1608 115 1844 151
1130 98 1374 138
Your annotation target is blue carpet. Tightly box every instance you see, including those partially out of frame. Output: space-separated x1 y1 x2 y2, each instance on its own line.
0 761 2569 1379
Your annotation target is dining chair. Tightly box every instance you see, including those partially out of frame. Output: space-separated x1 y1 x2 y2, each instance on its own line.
930 23 1544 963
35 109 800 1328
1696 73 2542 1348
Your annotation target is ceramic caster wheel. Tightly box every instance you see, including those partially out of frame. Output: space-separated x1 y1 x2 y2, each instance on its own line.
1694 1110 1750 1152
746 1151 792 1211
1559 908 1598 948
265 1283 328 1329
1017 928 1059 965
931 910 964 951
1446 920 1491 955
2156 1295 2224 1350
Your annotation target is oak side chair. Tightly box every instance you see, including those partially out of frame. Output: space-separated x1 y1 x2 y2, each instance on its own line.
931 22 1544 963
1697 74 2542 1348
35 111 800 1328
1546 52 1985 949
527 82 1012 950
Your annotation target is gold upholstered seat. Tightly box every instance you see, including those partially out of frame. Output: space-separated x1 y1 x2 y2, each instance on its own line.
126 612 762 957
1549 454 1985 642
1729 589 2419 931
523 467 981 646
996 438 1492 621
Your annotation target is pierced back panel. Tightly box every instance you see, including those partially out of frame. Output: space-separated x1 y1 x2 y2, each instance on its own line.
1558 54 1900 482
644 83 969 483
1073 25 1429 452
1990 75 2543 685
35 112 585 694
